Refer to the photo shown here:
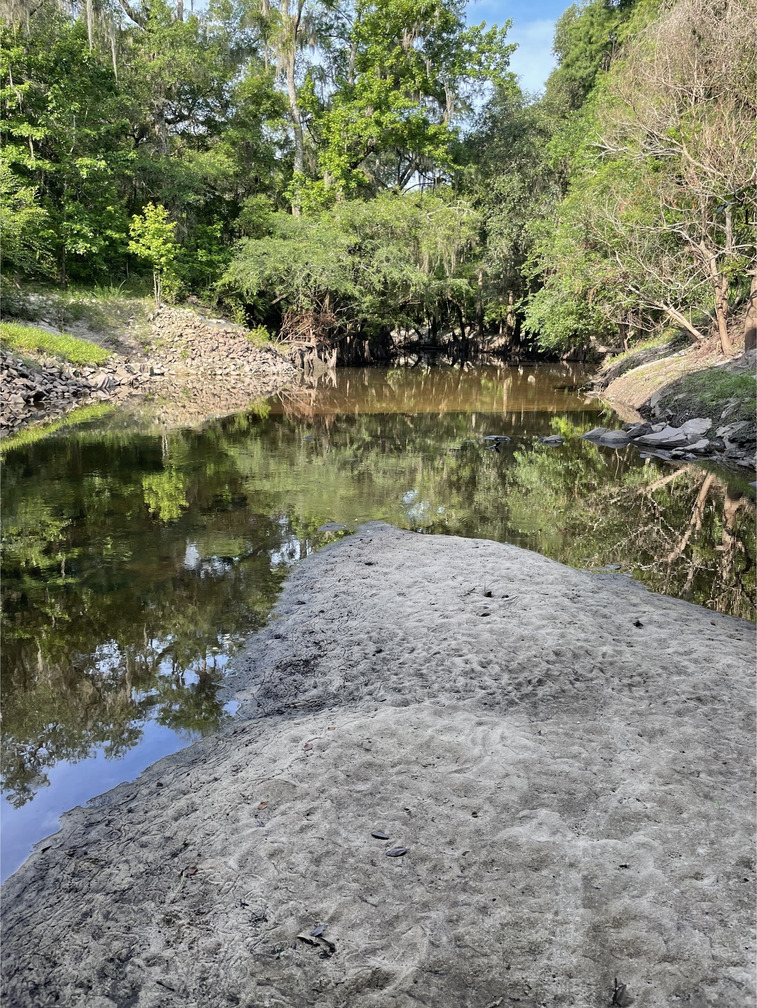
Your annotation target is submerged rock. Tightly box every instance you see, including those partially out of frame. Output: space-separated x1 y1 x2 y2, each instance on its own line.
596 429 632 446
580 427 632 447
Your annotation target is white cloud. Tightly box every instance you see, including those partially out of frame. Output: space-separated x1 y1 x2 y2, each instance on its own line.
507 19 557 96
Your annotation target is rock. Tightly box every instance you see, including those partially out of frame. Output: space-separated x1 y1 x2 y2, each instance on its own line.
720 399 741 421
679 417 712 438
648 389 663 412
685 439 711 453
622 422 653 436
634 426 692 448
715 421 748 441
537 435 564 446
596 429 632 447
580 427 609 440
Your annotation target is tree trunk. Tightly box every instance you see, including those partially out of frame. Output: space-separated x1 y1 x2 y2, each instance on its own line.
713 275 733 355
506 290 515 341
744 272 757 352
476 269 485 347
281 0 304 215
651 301 706 343
700 240 733 355
85 0 94 50
455 303 466 354
110 19 118 77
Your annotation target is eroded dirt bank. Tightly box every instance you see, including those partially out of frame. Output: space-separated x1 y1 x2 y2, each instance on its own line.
2 525 754 1008
596 344 756 469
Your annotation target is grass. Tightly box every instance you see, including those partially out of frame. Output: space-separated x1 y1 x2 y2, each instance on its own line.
1 279 154 351
0 321 111 366
0 403 115 454
658 368 757 424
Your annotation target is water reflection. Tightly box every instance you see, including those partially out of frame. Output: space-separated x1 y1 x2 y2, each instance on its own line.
1 364 754 877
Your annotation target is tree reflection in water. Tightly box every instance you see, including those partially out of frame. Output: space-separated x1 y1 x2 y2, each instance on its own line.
1 365 754 810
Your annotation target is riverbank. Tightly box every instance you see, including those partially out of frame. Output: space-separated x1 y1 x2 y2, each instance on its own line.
0 307 297 437
595 335 756 470
2 524 754 1008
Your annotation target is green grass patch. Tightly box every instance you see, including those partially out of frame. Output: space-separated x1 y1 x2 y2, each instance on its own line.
658 368 757 422
0 322 110 366
0 403 115 454
1 280 154 350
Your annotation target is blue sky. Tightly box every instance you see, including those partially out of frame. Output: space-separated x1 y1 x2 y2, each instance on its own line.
466 0 567 94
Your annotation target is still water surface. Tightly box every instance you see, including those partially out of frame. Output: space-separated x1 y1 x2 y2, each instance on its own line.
2 364 754 879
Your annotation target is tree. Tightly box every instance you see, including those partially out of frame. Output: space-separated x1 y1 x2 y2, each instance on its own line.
304 0 514 201
1 3 132 280
128 202 179 303
222 191 481 346
596 0 757 355
523 0 756 355
0 163 54 276
543 0 660 114
460 86 559 351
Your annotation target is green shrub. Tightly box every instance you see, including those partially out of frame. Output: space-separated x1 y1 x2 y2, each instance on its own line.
246 325 271 346
0 321 110 365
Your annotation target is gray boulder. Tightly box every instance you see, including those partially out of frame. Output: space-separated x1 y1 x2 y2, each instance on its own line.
596 429 633 446
623 422 654 437
634 425 692 448
538 435 564 446
685 439 711 454
715 420 748 441
581 427 609 440
679 417 712 438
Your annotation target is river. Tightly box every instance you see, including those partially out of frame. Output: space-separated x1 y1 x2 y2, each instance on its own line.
2 363 754 879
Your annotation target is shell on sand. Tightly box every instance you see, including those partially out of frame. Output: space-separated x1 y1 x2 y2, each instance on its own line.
2 524 754 1007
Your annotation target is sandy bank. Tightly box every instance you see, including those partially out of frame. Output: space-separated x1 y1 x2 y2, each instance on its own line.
2 525 755 1008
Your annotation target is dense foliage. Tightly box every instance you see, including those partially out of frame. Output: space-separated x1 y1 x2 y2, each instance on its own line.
518 0 757 356
2 0 755 353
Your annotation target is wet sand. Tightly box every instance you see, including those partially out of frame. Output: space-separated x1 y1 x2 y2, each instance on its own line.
2 524 754 1007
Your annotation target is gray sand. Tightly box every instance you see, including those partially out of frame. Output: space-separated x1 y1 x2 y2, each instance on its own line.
2 524 755 1007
